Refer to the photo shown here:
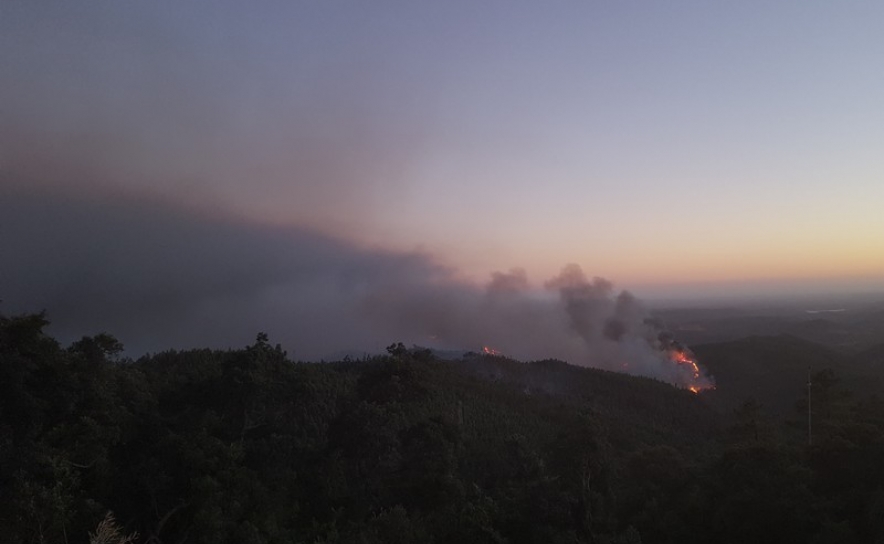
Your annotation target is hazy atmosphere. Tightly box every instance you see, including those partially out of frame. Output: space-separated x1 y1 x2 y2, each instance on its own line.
3 1 884 359
6 5 884 543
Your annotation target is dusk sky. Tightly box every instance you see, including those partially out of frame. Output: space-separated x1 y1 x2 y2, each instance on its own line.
3 2 884 355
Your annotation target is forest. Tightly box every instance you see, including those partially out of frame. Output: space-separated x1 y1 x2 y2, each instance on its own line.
2 311 884 544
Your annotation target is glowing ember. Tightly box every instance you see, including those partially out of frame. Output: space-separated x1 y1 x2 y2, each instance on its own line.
482 346 502 356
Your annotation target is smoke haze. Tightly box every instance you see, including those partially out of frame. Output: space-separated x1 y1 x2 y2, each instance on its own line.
2 172 709 389
1 2 723 388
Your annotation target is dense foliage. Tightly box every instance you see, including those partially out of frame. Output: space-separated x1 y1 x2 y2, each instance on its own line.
2 313 884 543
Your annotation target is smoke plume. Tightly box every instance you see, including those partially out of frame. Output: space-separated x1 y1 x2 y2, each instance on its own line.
366 263 713 389
1 171 711 390
2 1 710 390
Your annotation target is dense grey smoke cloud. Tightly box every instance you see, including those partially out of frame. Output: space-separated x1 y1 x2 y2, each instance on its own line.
1 171 710 388
367 262 712 388
0 180 447 359
0 0 714 387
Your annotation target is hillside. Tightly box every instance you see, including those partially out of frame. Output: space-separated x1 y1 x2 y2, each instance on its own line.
3 313 884 544
693 335 884 417
654 298 884 353
852 342 884 372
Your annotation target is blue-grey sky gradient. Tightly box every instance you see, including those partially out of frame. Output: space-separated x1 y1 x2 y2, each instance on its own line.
3 1 883 311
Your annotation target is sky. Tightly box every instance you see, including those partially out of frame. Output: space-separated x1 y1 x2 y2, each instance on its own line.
2 2 884 360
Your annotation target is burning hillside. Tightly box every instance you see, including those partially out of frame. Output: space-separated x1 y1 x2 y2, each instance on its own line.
663 343 715 393
479 336 712 393
374 264 715 391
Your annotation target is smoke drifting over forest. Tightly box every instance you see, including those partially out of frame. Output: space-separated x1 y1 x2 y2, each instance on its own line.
2 162 710 388
368 264 711 388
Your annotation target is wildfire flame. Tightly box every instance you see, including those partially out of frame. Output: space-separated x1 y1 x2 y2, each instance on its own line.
667 347 713 394
482 346 502 356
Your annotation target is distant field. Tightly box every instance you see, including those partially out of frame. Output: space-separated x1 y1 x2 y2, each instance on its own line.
651 294 884 353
